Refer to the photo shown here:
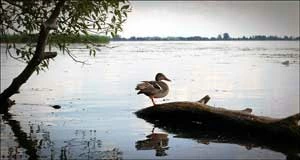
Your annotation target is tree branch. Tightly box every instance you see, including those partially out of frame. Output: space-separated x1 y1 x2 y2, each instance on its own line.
43 0 65 30
86 39 118 49
198 95 210 104
66 49 90 65
3 0 24 10
5 46 26 63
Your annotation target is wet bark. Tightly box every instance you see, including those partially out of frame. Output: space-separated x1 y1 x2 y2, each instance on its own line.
0 0 64 113
135 96 300 143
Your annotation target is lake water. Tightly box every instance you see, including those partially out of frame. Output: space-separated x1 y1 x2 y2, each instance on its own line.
1 41 299 159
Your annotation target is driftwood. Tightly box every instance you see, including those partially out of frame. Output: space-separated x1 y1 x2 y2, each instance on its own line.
135 95 300 154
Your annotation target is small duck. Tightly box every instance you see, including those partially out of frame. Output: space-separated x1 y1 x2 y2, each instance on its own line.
135 73 171 106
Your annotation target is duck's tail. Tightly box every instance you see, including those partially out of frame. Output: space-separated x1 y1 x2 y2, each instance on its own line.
135 82 148 90
136 83 146 95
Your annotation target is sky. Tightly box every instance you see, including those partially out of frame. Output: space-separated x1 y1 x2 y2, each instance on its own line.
119 1 300 38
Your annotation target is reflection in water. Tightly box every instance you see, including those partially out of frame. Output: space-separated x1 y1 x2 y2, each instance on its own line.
0 113 122 160
146 120 300 160
1 113 38 160
60 130 122 160
135 128 169 156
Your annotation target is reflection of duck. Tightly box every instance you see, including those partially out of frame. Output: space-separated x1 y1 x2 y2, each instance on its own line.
135 128 169 156
135 73 171 105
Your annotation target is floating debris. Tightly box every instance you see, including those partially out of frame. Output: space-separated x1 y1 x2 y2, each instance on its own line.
51 105 61 109
281 60 290 65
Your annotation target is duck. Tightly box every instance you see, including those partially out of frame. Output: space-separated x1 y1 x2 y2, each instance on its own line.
135 73 171 106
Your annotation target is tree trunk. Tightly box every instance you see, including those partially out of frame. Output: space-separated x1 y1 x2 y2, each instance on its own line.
0 0 65 113
135 96 300 143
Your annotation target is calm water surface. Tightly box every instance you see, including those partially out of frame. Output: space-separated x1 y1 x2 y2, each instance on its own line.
1 41 299 159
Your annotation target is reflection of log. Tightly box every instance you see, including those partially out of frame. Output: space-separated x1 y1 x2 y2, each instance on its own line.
159 124 299 159
135 96 300 143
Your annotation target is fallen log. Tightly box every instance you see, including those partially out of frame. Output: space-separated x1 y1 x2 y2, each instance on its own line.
135 96 300 145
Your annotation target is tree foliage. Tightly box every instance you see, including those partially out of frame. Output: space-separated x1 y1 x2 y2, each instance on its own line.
223 33 230 40
1 34 110 44
1 0 131 72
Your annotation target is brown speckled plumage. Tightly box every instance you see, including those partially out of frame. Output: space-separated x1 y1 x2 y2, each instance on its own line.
136 73 171 106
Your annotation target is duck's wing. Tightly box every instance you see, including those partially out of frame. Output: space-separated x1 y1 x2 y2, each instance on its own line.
144 81 162 90
136 81 161 90
135 81 162 95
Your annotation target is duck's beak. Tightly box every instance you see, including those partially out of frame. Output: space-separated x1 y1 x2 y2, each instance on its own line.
164 77 171 82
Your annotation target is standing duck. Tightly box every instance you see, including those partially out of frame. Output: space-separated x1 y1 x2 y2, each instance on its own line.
135 73 171 106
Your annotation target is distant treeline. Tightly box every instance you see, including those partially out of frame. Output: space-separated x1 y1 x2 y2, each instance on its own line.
113 33 300 41
0 34 110 43
2 33 299 43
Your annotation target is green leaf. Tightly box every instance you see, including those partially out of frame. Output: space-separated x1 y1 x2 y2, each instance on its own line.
92 14 96 20
103 4 108 12
114 28 118 35
36 67 40 75
121 5 130 10
110 32 115 38
111 16 116 23
82 29 88 35
116 10 122 19
108 23 114 29
16 49 20 56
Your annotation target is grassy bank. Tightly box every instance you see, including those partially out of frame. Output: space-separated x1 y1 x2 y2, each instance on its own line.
0 34 110 44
